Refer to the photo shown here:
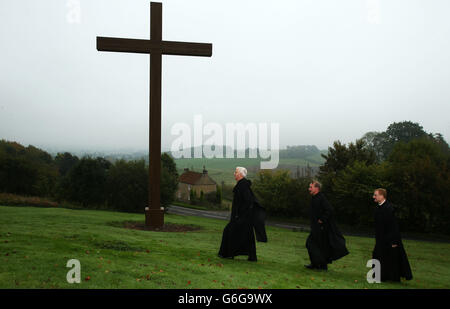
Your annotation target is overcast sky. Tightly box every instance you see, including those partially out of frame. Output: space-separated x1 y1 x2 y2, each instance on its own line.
1 0 449 153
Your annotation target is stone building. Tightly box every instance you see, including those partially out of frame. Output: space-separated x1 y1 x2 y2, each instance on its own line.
176 166 217 201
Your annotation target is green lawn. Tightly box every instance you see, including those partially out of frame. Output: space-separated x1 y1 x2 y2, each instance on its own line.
0 205 449 289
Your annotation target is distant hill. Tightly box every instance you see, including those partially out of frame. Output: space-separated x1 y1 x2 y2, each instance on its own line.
172 145 327 185
169 145 325 160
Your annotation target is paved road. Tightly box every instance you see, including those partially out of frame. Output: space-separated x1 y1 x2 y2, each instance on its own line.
167 205 311 232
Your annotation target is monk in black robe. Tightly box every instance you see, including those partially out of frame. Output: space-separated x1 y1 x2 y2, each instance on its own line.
372 188 413 282
305 181 349 270
218 167 267 262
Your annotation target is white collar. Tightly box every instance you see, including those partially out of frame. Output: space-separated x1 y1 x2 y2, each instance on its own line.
378 199 386 206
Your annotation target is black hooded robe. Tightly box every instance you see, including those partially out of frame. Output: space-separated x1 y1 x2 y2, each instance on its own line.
372 200 413 282
218 178 267 261
306 192 349 267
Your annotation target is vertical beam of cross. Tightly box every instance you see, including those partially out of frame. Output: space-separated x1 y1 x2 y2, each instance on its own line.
96 2 212 228
149 3 162 223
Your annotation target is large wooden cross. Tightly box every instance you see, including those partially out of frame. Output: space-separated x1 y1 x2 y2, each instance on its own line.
96 2 212 228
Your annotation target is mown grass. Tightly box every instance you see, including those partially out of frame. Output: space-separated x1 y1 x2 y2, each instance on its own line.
0 205 449 289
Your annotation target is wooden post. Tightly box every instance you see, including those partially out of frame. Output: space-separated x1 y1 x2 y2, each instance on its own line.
96 2 212 228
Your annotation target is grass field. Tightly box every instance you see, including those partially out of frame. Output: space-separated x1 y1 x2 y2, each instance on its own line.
0 205 449 289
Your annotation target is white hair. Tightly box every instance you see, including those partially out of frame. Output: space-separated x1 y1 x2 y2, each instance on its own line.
236 166 247 177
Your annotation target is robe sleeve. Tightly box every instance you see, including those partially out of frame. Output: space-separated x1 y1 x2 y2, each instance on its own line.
236 184 254 224
383 207 401 246
319 195 332 223
230 195 237 222
374 208 385 246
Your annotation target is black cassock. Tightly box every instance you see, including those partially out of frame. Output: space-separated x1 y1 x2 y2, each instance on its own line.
218 178 267 261
306 192 349 267
373 200 413 282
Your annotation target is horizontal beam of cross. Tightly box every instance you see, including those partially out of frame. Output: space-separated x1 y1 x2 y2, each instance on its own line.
97 37 212 57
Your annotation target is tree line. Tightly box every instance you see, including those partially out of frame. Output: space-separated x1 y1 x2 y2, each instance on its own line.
252 121 450 235
0 140 178 213
1 121 448 235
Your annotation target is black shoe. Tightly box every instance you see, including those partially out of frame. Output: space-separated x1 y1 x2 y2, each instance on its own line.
248 257 257 262
318 265 328 271
218 254 233 259
304 264 317 269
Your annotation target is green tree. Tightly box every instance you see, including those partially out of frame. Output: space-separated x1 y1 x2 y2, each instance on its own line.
0 155 38 195
432 133 450 155
319 139 377 193
160 152 179 208
253 169 311 217
331 161 390 227
105 159 147 212
189 188 197 205
385 138 450 233
55 152 79 177
385 121 428 143
215 185 222 204
59 156 111 207
362 121 429 160
0 140 58 197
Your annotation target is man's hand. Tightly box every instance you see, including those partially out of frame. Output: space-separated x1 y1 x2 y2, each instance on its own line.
392 244 398 248
318 219 323 224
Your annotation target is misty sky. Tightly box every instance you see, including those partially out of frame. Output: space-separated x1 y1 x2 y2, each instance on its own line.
1 0 449 153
